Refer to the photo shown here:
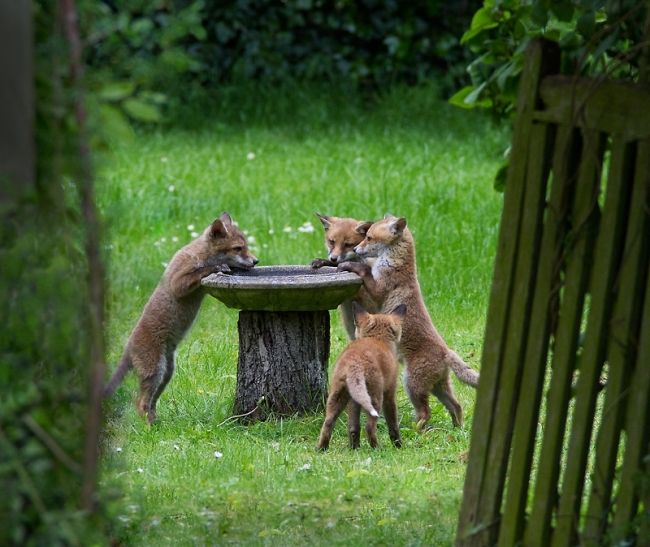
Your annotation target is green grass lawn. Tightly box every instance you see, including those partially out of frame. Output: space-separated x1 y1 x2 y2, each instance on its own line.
98 82 509 545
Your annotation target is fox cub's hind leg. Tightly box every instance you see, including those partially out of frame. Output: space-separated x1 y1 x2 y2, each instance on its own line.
148 346 176 423
317 384 350 451
347 401 362 449
383 392 402 447
432 375 463 427
365 393 383 448
134 351 169 425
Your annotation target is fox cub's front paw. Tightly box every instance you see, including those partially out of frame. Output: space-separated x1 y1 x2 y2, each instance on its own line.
337 262 368 276
311 258 331 269
213 264 231 274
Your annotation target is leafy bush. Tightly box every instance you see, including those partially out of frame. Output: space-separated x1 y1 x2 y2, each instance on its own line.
450 0 647 118
80 0 481 107
197 0 480 93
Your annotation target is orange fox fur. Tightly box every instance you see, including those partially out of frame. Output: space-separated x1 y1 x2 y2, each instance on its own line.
317 303 405 450
311 213 375 338
340 214 479 429
104 212 258 423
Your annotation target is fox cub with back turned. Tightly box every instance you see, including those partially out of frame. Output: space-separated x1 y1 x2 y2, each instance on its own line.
104 212 258 423
317 303 405 451
340 214 479 430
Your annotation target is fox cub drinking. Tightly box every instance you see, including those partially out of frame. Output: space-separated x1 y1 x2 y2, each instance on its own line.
104 212 258 423
311 213 374 339
340 214 479 429
317 303 405 451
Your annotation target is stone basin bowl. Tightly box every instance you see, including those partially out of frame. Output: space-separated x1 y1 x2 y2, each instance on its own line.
201 265 362 312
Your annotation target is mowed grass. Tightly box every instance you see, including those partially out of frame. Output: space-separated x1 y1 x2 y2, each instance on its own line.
98 82 509 545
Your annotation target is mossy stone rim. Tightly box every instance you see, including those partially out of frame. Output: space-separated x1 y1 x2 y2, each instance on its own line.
201 265 362 311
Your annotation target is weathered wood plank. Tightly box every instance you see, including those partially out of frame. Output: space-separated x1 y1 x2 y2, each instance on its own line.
525 135 636 545
610 224 650 544
582 138 650 545
550 136 638 545
514 125 581 547
544 131 605 547
456 39 560 546
471 121 560 546
535 76 650 140
500 128 604 547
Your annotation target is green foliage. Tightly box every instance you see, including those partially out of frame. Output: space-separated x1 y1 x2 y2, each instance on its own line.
80 0 481 109
98 83 508 544
196 0 480 93
79 0 208 134
0 2 111 544
450 0 647 117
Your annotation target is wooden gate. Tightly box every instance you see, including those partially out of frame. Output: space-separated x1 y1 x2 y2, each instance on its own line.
456 39 650 546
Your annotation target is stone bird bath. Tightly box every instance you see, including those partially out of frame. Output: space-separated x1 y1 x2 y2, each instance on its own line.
202 265 361 421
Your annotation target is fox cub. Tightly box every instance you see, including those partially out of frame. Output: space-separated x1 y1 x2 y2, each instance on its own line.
317 303 405 451
340 214 479 429
311 213 374 338
104 212 258 423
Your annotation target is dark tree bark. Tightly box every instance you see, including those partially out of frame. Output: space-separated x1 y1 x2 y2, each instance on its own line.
234 311 330 421
59 0 106 512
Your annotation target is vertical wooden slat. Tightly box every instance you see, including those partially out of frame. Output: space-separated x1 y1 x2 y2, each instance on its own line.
473 120 560 545
582 139 650 545
536 129 606 547
551 137 638 545
499 128 604 547
526 135 637 545
456 39 560 546
610 220 650 543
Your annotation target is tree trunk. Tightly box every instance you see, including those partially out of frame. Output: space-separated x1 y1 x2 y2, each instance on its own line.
234 310 330 421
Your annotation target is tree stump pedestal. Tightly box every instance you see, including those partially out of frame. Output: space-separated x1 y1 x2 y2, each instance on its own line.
202 266 361 422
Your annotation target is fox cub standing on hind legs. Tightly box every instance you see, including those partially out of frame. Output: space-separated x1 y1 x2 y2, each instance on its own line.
311 213 374 339
317 303 405 451
104 212 258 424
339 214 479 430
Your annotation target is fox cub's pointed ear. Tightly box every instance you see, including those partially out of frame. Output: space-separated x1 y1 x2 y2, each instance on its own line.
219 211 233 226
210 218 229 238
355 221 373 235
389 217 407 235
316 213 331 231
352 301 369 323
391 304 407 318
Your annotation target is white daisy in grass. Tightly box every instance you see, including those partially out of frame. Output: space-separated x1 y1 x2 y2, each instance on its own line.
172 236 179 243
247 151 256 160
187 224 195 231
168 184 175 192
282 225 293 233
247 235 256 244
115 447 123 453
214 451 223 459
268 228 275 235
161 156 168 163
298 222 315 233
298 463 311 471
191 231 199 238
136 467 144 473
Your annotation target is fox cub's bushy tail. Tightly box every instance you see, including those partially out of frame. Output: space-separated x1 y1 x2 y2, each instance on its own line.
446 350 479 388
104 354 132 398
346 368 379 417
